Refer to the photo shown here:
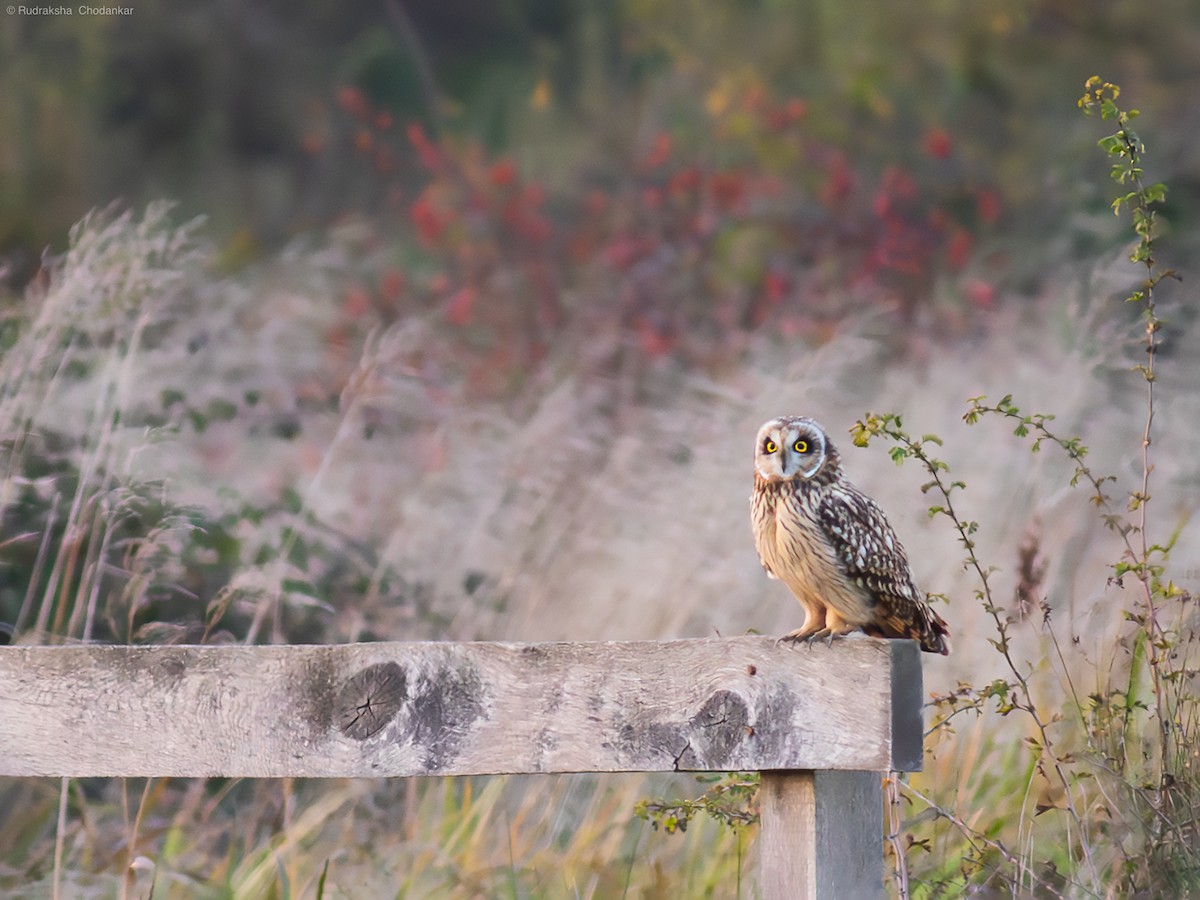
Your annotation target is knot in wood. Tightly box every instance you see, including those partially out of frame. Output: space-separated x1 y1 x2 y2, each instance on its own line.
336 662 407 740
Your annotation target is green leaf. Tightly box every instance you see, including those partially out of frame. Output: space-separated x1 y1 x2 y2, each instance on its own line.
1144 182 1167 204
282 486 304 514
206 398 238 422
282 577 319 597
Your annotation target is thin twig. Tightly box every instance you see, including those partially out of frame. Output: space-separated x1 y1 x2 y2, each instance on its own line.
885 772 911 899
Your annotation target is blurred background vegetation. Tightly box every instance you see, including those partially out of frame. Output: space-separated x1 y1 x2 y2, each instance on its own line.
2 0 1200 896
5 0 1200 283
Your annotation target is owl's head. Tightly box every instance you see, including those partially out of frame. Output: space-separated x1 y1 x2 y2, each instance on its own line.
753 416 840 484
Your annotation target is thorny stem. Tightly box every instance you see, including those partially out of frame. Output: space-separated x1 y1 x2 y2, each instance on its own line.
854 417 1101 888
884 773 910 899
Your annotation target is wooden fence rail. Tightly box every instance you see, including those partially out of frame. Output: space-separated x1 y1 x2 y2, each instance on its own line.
0 636 923 898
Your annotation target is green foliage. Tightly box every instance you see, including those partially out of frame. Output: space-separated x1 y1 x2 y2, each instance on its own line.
635 773 759 834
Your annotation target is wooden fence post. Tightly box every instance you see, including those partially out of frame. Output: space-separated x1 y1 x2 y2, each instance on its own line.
759 770 884 899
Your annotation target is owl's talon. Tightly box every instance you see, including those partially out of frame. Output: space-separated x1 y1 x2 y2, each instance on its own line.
777 628 820 647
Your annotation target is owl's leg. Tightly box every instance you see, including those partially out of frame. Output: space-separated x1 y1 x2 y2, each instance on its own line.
807 611 863 647
777 602 827 645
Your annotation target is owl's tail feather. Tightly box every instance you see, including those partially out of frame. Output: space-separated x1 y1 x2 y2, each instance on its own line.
918 605 951 655
866 601 951 655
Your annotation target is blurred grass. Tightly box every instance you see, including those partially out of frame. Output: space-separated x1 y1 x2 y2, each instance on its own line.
3 774 751 898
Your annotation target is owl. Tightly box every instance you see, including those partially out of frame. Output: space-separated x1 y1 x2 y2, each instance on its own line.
751 416 950 654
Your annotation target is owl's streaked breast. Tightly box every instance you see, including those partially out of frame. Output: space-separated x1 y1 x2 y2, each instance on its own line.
752 479 874 623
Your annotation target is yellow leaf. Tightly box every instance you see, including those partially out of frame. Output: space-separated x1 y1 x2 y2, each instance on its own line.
530 77 551 110
706 84 730 117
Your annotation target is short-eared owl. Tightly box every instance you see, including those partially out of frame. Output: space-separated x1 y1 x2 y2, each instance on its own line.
751 416 950 654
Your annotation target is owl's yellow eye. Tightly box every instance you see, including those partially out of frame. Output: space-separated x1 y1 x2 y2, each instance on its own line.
764 440 778 453
794 440 808 453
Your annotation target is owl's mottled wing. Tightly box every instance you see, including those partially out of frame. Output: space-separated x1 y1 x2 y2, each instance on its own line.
817 485 950 654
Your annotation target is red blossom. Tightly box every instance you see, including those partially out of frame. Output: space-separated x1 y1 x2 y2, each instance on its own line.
819 152 854 207
869 217 930 277
923 127 953 160
963 277 996 309
767 97 808 131
521 214 552 245
641 186 663 210
634 317 675 357
336 86 369 119
406 122 444 172
668 166 702 199
489 159 518 187
410 189 449 247
708 169 747 212
602 235 652 270
976 188 1002 224
873 166 918 218
946 228 973 270
642 132 673 170
520 183 545 208
445 286 478 326
503 199 552 244
374 111 394 130
740 83 768 113
763 269 790 303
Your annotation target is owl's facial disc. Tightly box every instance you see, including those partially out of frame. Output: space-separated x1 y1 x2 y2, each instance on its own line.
754 417 826 482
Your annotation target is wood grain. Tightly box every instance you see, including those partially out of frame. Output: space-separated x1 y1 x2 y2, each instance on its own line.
759 770 884 900
0 637 922 778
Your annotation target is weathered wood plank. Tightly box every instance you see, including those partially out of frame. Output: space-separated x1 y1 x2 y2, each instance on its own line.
0 637 922 778
759 771 884 900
